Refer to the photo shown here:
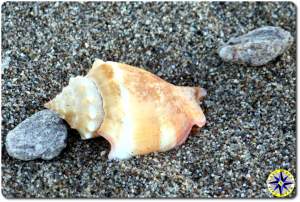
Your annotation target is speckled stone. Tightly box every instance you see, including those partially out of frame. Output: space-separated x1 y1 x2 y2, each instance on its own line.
1 1 296 198
5 110 67 161
218 26 293 66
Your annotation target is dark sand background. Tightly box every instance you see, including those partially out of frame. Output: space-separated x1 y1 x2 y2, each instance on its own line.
1 1 296 198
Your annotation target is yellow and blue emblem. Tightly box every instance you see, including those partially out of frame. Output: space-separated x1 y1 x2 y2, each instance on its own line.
267 169 295 197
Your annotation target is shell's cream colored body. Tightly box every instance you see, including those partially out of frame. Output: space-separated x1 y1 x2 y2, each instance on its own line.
45 59 206 159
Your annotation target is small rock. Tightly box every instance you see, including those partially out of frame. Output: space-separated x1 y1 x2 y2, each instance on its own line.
218 26 293 66
100 150 107 157
5 110 68 160
1 56 11 73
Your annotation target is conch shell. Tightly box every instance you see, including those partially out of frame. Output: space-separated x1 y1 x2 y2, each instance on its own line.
45 59 206 159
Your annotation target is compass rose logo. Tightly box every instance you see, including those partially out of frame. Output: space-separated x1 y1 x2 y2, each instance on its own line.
267 169 295 197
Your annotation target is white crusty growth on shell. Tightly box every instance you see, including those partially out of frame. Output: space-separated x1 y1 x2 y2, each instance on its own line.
45 76 104 139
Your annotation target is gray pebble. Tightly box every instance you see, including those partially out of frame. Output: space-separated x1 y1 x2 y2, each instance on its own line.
1 55 11 73
5 110 68 161
218 26 293 66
